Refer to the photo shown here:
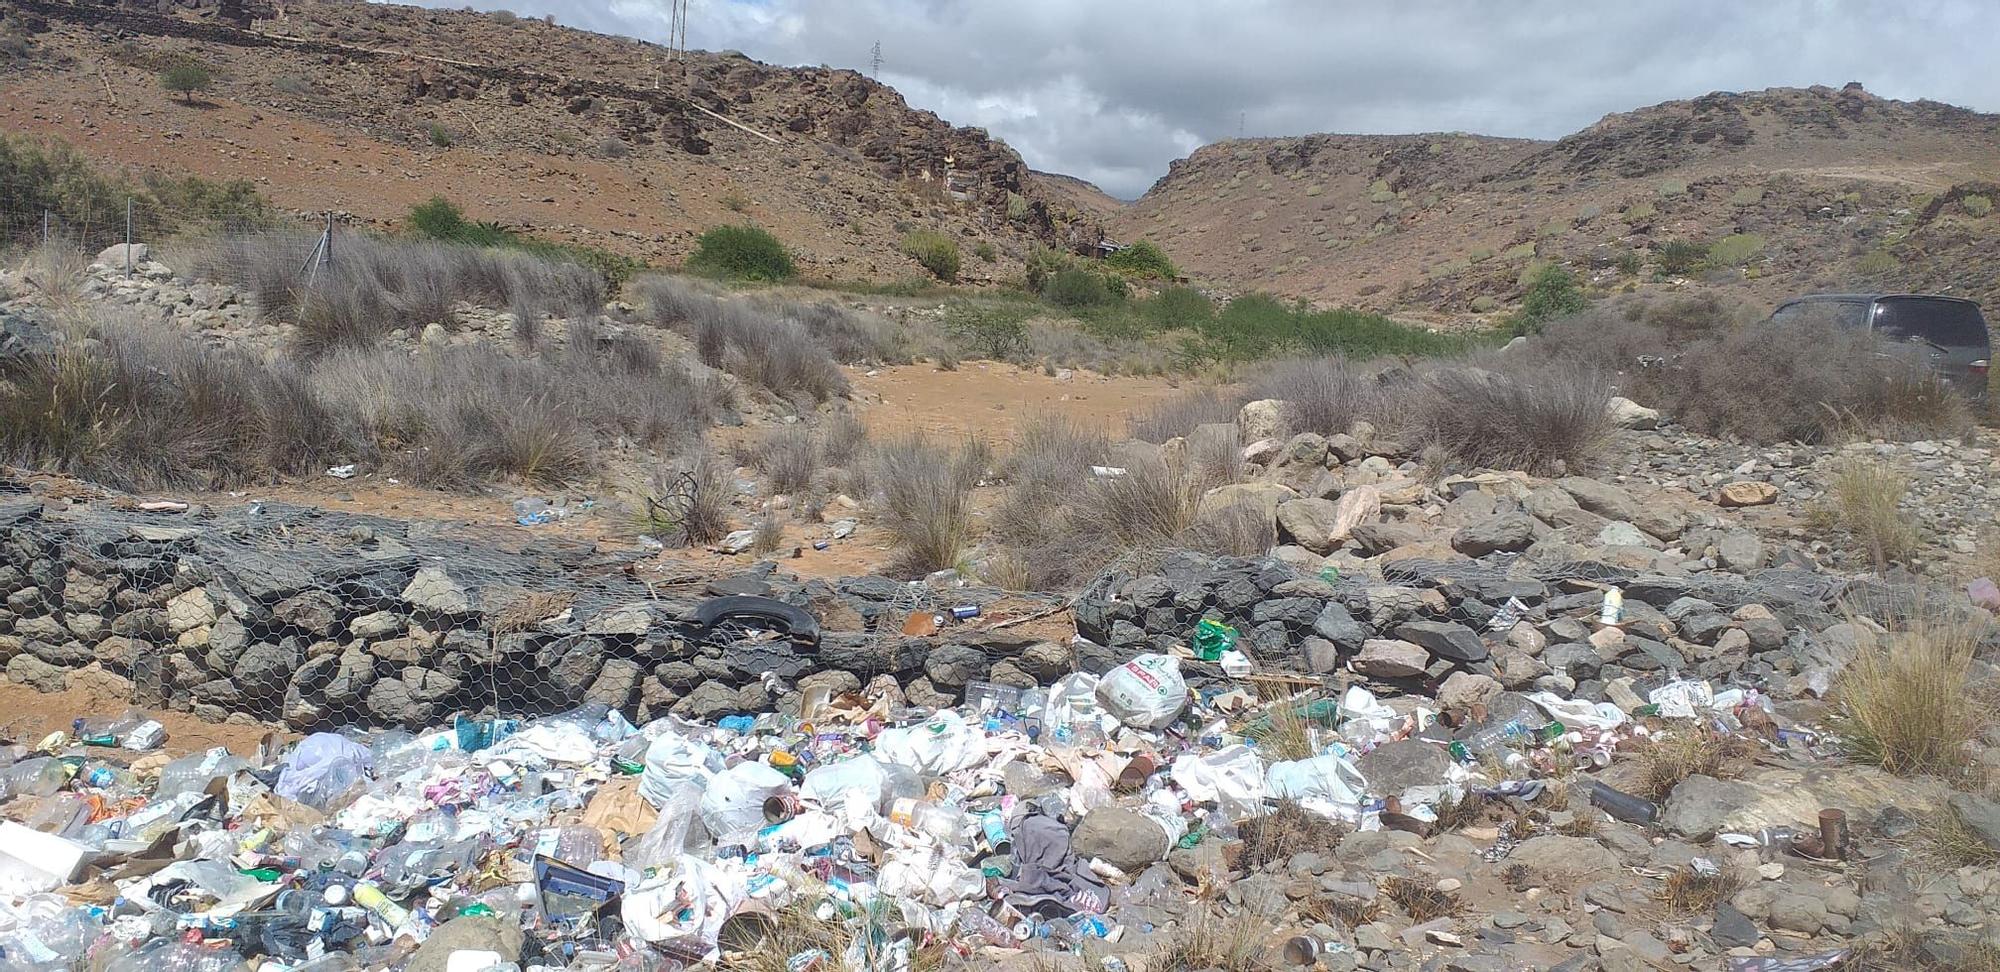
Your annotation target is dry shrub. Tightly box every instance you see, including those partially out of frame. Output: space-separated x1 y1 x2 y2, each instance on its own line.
1150 908 1267 972
1660 866 1742 916
1634 725 1757 801
818 408 870 468
750 512 785 556
1431 792 1487 834
1381 875 1461 922
1129 387 1239 443
1811 459 1923 568
1863 925 2000 972
645 450 731 547
755 424 822 492
866 434 987 576
13 242 90 313
202 231 603 359
1300 892 1381 930
1386 363 1612 475
1831 607 1994 780
1237 800 1346 870
1249 356 1375 437
1243 703 1319 761
634 275 849 402
1914 811 2000 870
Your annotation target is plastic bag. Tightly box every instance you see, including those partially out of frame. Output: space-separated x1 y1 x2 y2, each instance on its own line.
1337 685 1401 745
799 754 918 819
1094 654 1187 730
1043 672 1105 739
638 731 724 810
696 761 793 843
873 710 985 775
1265 752 1368 824
1526 692 1629 730
275 733 373 811
621 856 744 956
626 783 705 874
1170 745 1266 821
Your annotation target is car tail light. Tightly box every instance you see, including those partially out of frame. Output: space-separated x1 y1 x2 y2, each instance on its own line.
1972 358 1990 377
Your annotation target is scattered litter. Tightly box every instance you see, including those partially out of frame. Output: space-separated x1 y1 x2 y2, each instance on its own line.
326 464 357 479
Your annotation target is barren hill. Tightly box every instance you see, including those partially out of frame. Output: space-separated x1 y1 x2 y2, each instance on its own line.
0 0 1111 280
1113 85 2000 319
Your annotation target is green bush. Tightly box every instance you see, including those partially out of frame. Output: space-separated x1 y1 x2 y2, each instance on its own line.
1024 246 1070 291
1614 250 1644 276
1043 267 1118 309
685 224 795 281
1144 286 1214 330
943 300 1031 359
1707 233 1765 267
1856 249 1899 277
1105 240 1176 279
1511 264 1587 335
1656 239 1707 276
0 133 269 247
972 241 997 263
1184 294 1483 362
901 230 961 282
1964 195 1993 217
426 122 454 148
161 61 213 103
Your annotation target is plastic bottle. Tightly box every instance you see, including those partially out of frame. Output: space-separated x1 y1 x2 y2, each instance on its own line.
352 883 413 929
155 748 251 799
1598 587 1624 625
73 708 146 745
0 757 69 800
888 799 966 842
1449 720 1564 763
1587 780 1660 826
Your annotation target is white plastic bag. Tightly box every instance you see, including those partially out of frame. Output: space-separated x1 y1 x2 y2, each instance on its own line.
697 761 793 843
799 754 919 819
1337 685 1401 745
1043 672 1106 737
626 781 705 873
274 733 372 810
1095 654 1187 729
1265 752 1368 824
638 731 724 810
1170 744 1266 821
622 855 744 957
1526 691 1629 730
873 710 986 775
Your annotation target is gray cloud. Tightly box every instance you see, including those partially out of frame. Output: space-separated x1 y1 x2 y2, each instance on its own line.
409 0 2000 198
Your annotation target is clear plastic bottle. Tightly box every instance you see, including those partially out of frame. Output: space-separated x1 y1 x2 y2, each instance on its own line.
154 748 250 799
0 757 68 800
73 708 147 744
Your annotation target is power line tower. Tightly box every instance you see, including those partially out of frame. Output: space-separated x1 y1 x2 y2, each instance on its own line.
870 40 882 78
667 0 691 75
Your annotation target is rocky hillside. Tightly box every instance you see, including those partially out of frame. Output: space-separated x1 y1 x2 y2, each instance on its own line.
1114 85 2000 321
0 0 1109 280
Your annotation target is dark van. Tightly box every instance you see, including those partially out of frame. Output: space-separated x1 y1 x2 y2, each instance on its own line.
1769 294 1991 401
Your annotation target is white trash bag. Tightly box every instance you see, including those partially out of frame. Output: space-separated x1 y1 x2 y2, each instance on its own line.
638 730 725 810
1265 752 1368 824
1095 653 1187 730
697 761 794 843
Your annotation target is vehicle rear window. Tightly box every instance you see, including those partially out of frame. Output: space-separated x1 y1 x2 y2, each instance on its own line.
1772 300 1868 328
1873 298 1990 348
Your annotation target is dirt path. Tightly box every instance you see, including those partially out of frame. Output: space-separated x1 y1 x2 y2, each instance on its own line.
850 361 1180 441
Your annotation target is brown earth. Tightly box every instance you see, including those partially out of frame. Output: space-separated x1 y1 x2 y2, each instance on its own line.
0 0 1112 277
1110 85 2000 322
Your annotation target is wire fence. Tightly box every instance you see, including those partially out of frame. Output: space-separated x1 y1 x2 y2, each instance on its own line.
0 191 340 282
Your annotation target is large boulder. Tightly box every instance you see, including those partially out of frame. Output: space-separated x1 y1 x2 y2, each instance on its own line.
1356 739 1450 797
1508 836 1619 886
1948 793 2000 855
1237 399 1285 443
1557 477 1642 523
1275 498 1342 554
1072 807 1171 873
1350 639 1429 678
1716 481 1779 508
1194 482 1297 525
1392 621 1488 663
1451 513 1537 556
1606 396 1660 430
403 566 476 615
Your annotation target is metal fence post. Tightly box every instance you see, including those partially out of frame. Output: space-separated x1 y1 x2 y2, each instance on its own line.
125 198 135 277
41 209 50 246
323 211 334 268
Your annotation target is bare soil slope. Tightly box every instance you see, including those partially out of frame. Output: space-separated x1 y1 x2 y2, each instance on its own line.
1113 85 2000 318
0 0 1111 279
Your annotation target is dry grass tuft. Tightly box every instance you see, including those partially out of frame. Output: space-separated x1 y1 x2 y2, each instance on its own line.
1633 725 1757 801
1810 459 1924 569
1911 806 2000 871
1128 387 1239 443
1300 892 1381 930
1830 608 1993 780
488 589 575 634
1381 875 1461 922
1249 356 1376 437
1660 866 1742 916
866 434 988 576
1149 908 1267 972
1237 799 1345 870
755 424 822 492
644 450 733 548
1243 704 1320 761
1387 363 1614 476
1431 792 1487 834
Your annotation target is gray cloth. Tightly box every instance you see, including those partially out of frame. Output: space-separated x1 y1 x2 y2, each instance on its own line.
1002 811 1107 917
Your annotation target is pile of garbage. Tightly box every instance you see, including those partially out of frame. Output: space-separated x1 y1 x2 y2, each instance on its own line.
0 627 1846 972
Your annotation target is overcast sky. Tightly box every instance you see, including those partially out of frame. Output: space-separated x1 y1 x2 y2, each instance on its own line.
410 0 2000 198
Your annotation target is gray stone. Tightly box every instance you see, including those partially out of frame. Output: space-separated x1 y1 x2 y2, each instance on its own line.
1237 399 1284 443
1558 477 1642 523
403 566 476 614
1946 792 2000 855
1767 892 1828 935
1017 641 1072 680
586 658 643 708
796 669 861 697
681 680 744 720
322 650 377 704
1709 903 1761 948
273 590 341 636
1595 521 1652 548
1311 602 1367 649
1436 671 1502 712
1508 836 1619 886
237 640 303 692
1716 531 1766 571
1356 739 1450 797
924 643 989 688
1393 621 1489 663
1606 397 1659 430
1660 775 1759 840
1071 807 1170 872
349 610 405 639
217 552 313 602
1253 597 1322 628
5 654 67 692
1276 498 1343 554
365 678 437 726
1452 513 1537 556
1351 639 1429 678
